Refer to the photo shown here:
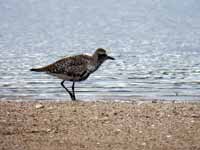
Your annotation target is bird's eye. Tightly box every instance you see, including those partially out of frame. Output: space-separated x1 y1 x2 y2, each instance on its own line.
99 53 106 57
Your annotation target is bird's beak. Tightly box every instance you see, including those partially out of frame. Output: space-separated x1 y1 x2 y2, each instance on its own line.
107 56 115 60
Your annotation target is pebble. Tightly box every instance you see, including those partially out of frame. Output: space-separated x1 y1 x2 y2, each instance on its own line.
115 129 121 134
191 114 199 118
35 104 44 109
46 129 51 132
47 106 54 110
116 129 121 132
141 142 146 146
166 135 172 138
113 112 118 115
94 116 98 120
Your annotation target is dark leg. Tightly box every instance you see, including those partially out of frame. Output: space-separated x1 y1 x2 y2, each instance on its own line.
72 82 76 100
61 80 75 101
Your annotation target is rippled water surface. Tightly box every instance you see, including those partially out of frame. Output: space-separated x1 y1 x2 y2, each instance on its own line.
0 0 200 101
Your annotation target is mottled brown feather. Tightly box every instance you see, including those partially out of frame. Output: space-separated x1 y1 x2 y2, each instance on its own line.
34 55 93 81
31 48 114 82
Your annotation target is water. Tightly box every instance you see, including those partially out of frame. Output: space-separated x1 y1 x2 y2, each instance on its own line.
0 0 200 101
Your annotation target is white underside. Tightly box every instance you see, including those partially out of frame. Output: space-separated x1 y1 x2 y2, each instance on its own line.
48 72 91 81
49 73 71 80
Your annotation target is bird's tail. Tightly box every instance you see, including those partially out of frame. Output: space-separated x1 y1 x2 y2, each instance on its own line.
30 67 45 72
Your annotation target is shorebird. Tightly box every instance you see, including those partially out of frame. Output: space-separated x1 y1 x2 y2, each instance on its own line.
30 48 115 100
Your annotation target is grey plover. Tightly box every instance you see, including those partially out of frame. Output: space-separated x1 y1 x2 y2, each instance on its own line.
30 48 115 100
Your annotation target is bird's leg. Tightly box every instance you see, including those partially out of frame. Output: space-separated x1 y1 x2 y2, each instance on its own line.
72 81 76 100
61 80 74 100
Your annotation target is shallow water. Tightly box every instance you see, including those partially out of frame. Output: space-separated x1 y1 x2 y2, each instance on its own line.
0 0 200 101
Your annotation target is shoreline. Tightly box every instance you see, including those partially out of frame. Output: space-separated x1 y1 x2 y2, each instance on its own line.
1 97 200 103
1 94 200 103
1 100 200 150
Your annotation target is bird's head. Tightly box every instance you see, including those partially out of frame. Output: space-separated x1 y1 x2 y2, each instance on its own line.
94 48 115 63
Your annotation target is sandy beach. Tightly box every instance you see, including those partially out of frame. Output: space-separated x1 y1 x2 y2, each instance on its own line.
0 100 200 150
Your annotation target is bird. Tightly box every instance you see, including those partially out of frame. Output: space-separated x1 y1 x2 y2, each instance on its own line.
30 48 115 101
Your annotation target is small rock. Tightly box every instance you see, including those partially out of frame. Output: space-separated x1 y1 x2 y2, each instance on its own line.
114 129 121 134
191 120 195 123
113 112 118 116
104 113 109 117
137 101 144 105
59 140 65 144
35 104 44 109
116 129 121 132
141 142 146 146
47 106 54 110
166 135 172 138
46 129 51 132
94 116 98 120
1 120 6 122
152 100 157 103
43 119 48 122
191 114 199 118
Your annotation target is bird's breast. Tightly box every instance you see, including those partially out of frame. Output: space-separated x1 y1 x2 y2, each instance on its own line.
87 64 97 72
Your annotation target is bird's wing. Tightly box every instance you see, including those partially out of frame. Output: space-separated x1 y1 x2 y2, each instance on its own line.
41 55 91 77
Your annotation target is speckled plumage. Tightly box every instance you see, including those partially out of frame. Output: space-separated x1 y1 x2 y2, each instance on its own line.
34 55 93 81
30 48 115 100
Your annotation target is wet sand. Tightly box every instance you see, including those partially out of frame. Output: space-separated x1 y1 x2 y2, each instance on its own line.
0 100 200 150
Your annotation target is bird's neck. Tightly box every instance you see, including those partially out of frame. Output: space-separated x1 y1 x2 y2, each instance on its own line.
90 54 104 72
92 53 98 62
